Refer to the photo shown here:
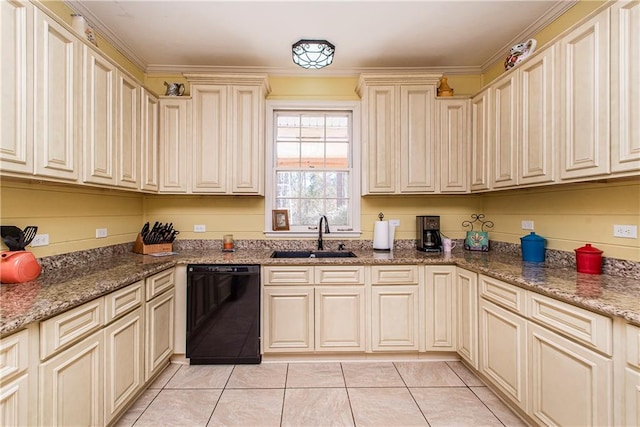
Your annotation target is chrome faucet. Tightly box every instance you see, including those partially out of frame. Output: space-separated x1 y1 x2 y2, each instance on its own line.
318 215 330 250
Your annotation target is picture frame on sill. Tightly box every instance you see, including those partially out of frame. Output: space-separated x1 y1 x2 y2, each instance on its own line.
272 210 290 231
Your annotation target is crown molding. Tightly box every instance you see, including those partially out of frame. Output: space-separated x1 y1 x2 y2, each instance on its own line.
480 0 578 72
63 0 148 72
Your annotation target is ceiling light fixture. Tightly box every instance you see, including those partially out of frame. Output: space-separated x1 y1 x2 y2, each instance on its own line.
292 39 335 69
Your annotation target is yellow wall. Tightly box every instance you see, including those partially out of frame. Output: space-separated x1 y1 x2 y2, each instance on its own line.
0 180 143 257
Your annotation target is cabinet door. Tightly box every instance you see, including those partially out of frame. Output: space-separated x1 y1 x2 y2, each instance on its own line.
104 307 144 424
371 285 419 351
470 89 490 191
456 268 478 369
0 374 29 427
140 88 159 191
425 266 456 351
39 331 104 427
145 289 175 381
490 73 518 188
315 287 365 352
230 85 264 194
263 287 314 352
83 46 116 186
438 99 469 193
34 9 80 181
159 98 190 192
116 71 140 189
191 84 227 193
0 0 33 175
626 368 640 427
400 85 436 192
479 299 528 412
559 10 610 179
363 85 396 193
611 0 640 174
529 323 612 426
519 45 556 185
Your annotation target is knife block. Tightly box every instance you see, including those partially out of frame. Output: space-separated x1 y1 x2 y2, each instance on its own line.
132 234 173 255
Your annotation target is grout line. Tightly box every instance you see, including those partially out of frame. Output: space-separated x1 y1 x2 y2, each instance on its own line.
340 363 358 426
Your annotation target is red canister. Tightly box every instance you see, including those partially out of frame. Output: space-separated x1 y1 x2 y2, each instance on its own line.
574 244 603 274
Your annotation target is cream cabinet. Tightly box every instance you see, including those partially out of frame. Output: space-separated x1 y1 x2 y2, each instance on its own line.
0 329 31 427
424 266 457 351
470 88 491 191
115 71 141 189
610 0 640 174
262 266 365 353
144 269 175 381
437 98 470 193
456 268 478 369
559 9 611 180
39 330 104 427
82 46 117 186
33 8 81 182
357 74 440 194
518 44 557 185
625 323 640 426
140 88 159 192
371 265 421 351
159 97 191 193
187 74 269 195
528 322 612 426
490 72 519 189
0 0 33 175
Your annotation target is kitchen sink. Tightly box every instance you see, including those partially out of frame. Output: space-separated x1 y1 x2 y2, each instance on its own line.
270 250 357 259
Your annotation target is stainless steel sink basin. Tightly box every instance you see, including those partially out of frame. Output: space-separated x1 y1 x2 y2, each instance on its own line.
270 250 357 258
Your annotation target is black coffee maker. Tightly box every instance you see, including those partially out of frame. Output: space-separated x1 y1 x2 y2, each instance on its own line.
416 215 442 252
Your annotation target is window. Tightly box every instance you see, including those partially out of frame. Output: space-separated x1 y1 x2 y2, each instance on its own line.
265 101 361 237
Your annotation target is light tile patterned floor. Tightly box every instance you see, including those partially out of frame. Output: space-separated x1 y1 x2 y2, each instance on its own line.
115 361 527 427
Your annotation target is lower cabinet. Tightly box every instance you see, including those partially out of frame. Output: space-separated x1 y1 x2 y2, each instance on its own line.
39 330 105 426
263 286 314 352
425 266 457 351
0 329 31 427
456 268 478 369
626 368 640 426
0 374 29 427
479 298 529 413
315 287 365 352
528 322 612 426
145 288 175 381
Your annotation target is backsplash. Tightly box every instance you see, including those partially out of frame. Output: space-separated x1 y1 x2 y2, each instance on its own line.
35 239 640 280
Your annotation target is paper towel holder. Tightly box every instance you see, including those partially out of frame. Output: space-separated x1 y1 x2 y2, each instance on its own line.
373 212 392 252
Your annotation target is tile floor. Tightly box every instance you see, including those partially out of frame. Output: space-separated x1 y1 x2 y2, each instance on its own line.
116 361 527 427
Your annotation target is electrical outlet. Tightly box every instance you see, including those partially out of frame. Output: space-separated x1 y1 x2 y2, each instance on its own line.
613 224 638 238
521 220 534 230
95 228 107 238
389 219 400 227
193 224 206 233
30 234 49 247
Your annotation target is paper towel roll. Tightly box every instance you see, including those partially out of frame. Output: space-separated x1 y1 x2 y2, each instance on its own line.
388 223 396 251
373 221 390 251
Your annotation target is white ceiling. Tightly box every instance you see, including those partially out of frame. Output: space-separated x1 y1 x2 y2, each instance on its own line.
66 0 575 75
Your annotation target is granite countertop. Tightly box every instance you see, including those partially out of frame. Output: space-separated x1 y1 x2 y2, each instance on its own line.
1 248 639 336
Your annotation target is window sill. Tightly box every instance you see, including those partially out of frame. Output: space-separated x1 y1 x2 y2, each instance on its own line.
263 230 362 239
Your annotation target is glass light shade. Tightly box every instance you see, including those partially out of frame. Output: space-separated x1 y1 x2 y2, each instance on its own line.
292 39 335 69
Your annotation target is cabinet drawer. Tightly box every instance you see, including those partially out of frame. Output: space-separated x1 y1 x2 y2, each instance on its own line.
626 323 640 368
105 280 144 324
528 292 612 355
263 266 313 285
315 266 364 285
371 265 418 285
145 268 174 301
479 275 526 315
40 298 104 360
0 329 29 381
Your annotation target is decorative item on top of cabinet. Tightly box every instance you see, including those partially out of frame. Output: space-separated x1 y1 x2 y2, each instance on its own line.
504 39 536 70
462 214 493 251
357 74 441 195
437 76 454 97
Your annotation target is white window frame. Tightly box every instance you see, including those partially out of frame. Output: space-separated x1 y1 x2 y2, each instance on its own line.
264 100 361 238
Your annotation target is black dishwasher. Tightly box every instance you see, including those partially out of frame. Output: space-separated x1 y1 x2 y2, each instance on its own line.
186 264 261 364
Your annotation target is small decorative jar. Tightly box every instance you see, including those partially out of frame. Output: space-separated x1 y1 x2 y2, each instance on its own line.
520 232 546 262
574 243 603 274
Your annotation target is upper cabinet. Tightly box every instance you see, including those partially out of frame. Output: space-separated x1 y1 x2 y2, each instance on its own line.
186 74 270 195
437 98 470 193
140 88 159 192
0 0 33 176
559 9 611 180
610 0 640 174
357 74 441 195
470 89 491 192
489 72 519 189
158 97 191 193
